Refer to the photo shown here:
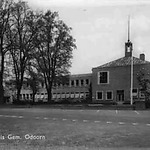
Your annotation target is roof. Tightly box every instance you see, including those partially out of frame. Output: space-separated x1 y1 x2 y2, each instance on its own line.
93 56 150 69
70 73 92 78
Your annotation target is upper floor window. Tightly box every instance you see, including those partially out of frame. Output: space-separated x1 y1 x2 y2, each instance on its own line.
76 80 79 86
86 79 89 85
71 80 74 86
81 79 84 86
27 83 29 87
98 71 109 84
41 82 44 88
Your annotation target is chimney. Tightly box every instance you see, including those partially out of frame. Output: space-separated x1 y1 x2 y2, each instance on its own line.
140 53 145 61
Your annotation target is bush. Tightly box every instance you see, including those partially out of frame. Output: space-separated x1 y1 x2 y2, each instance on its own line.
91 100 117 105
13 99 33 105
145 100 150 108
56 99 72 104
123 101 131 105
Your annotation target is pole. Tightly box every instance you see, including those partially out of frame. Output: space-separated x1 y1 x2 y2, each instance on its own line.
130 55 133 105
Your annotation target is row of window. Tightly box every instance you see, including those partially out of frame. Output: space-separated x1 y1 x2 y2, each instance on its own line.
24 79 90 89
20 91 89 100
70 79 90 87
96 89 145 100
96 91 113 100
52 92 89 99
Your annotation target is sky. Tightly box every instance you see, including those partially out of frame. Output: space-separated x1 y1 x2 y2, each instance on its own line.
23 0 150 74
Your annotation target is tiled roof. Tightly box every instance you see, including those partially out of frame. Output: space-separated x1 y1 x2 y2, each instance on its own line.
94 56 150 69
70 73 92 78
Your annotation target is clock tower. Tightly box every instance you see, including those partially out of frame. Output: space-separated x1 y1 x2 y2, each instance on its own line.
125 16 133 57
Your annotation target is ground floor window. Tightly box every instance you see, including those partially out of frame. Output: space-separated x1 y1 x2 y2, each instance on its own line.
116 90 124 102
23 94 25 99
30 94 33 99
96 91 103 100
106 91 113 100
132 88 138 98
139 89 145 98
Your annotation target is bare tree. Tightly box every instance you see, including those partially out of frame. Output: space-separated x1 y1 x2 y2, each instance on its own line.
34 10 76 102
0 0 12 104
6 1 38 101
25 63 41 103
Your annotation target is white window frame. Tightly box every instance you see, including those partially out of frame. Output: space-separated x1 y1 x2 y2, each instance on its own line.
96 91 103 100
139 91 145 98
106 90 113 100
132 88 138 97
98 71 109 84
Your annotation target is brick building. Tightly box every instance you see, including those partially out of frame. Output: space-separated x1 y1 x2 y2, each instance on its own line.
19 73 92 102
92 37 150 104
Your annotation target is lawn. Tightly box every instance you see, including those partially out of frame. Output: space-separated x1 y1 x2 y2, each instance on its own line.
0 108 150 150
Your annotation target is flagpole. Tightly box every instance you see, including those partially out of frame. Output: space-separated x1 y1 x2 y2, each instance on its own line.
128 15 133 105
130 54 133 105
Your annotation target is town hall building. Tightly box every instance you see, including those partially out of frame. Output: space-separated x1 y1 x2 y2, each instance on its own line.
92 40 150 104
9 19 150 105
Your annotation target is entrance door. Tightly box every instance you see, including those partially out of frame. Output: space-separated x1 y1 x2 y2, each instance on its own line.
116 90 124 102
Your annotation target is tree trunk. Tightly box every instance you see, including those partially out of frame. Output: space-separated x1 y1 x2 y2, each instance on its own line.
32 91 36 104
0 52 5 104
47 87 52 103
16 85 21 101
0 84 4 104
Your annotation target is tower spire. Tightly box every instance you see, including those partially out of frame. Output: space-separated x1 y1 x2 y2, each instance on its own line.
128 15 130 42
125 15 133 57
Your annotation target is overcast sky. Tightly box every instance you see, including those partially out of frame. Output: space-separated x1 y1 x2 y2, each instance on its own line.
24 0 150 74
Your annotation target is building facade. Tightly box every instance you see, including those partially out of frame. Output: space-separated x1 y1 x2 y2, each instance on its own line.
92 36 150 104
92 54 150 104
20 73 92 102
19 49 150 104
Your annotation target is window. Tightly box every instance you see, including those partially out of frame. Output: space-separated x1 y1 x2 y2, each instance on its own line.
80 92 84 99
57 93 61 99
61 93 66 99
96 91 103 100
26 94 29 99
98 71 109 84
66 82 69 86
71 92 74 98
86 79 89 85
106 91 113 100
30 94 33 99
41 82 44 88
52 93 56 99
23 94 25 99
75 92 80 98
132 89 138 97
81 79 84 86
139 89 145 98
66 92 70 98
76 80 79 86
71 80 74 86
